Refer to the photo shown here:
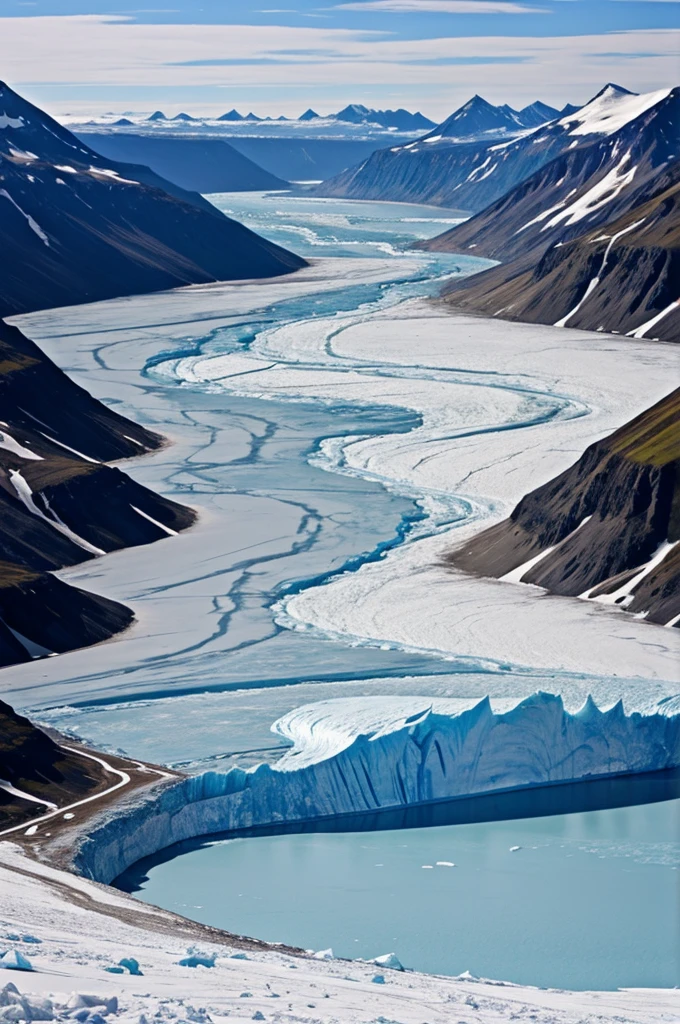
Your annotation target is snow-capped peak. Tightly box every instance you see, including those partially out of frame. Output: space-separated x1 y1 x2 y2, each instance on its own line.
559 84 673 137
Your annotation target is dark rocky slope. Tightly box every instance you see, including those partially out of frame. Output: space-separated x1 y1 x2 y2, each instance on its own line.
448 389 680 626
0 699 111 828
418 88 679 264
75 133 290 194
318 85 676 215
438 161 680 342
0 320 195 666
0 82 306 317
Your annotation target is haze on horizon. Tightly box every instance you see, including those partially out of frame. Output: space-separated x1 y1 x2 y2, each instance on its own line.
0 0 676 122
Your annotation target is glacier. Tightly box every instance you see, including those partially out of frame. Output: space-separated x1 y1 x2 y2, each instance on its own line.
76 692 680 885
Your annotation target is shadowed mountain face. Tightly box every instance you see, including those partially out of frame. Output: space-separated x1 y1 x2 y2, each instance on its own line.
77 133 291 194
449 389 680 626
439 161 680 341
0 81 306 318
0 320 196 667
318 86 675 216
0 698 111 828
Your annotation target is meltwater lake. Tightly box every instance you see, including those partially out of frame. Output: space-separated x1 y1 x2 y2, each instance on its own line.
28 190 680 993
120 779 680 991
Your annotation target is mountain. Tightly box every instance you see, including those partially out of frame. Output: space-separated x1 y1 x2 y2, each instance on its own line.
171 112 196 122
560 103 581 117
332 104 436 131
0 700 109 828
218 109 245 121
299 108 320 121
317 85 671 213
425 84 677 260
0 84 304 668
112 117 134 126
77 133 291 193
0 81 305 317
245 112 262 122
147 110 167 121
515 100 561 127
424 95 525 140
0 319 196 667
449 388 680 627
440 160 680 342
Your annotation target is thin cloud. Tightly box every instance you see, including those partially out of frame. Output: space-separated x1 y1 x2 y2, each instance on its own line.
336 0 545 11
2 15 676 119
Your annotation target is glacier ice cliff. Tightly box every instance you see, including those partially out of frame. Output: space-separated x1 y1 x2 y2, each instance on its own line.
74 692 680 885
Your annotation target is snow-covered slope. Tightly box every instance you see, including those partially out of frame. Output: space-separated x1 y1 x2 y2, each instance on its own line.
4 842 676 1024
422 86 679 263
451 388 680 622
318 85 675 214
441 158 680 340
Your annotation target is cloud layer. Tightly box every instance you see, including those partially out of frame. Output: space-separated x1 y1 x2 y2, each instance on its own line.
1 14 676 117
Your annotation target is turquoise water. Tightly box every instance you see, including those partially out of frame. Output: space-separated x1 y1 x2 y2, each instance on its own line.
121 782 680 991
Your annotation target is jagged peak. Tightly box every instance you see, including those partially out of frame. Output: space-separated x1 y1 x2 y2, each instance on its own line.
590 83 637 102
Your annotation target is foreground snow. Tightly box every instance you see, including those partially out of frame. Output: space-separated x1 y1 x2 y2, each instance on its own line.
1 842 676 1024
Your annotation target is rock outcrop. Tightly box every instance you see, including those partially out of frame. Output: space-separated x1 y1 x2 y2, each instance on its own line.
439 159 680 341
448 389 680 626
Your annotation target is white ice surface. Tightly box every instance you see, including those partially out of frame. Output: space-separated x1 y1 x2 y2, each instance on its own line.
560 86 672 137
2 842 675 1024
162 293 679 684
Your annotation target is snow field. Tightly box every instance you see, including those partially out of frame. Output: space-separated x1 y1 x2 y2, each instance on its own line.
1 842 677 1024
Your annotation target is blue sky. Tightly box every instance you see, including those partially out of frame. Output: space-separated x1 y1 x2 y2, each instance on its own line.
2 1 677 119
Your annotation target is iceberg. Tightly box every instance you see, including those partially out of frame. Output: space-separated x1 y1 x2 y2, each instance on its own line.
75 692 679 885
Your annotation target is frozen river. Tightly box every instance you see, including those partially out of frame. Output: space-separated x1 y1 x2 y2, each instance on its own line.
5 191 679 987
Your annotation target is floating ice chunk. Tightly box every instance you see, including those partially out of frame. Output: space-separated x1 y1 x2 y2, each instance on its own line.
509 846 521 852
436 861 455 867
370 952 404 971
421 865 434 869
66 994 117 1014
0 952 32 972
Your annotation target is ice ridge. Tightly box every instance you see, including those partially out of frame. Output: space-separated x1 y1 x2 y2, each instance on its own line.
74 691 679 885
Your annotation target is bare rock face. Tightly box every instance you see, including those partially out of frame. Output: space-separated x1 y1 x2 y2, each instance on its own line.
438 159 680 342
0 699 109 828
449 389 680 626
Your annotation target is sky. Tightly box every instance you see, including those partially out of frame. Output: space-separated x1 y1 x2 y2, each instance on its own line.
1 0 677 120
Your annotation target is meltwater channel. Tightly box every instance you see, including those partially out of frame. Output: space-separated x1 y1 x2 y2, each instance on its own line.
33 192 680 990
